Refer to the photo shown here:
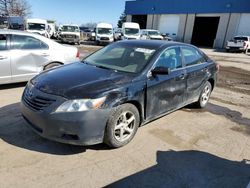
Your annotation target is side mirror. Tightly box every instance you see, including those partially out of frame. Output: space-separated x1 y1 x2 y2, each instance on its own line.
151 66 171 76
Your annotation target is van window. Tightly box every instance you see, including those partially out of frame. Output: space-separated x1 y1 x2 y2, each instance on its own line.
0 34 7 51
182 46 206 66
155 47 182 70
11 35 48 50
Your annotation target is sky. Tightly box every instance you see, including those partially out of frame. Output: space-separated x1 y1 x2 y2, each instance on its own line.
26 0 127 26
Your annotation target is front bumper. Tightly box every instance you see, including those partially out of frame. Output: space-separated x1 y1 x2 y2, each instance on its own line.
21 87 111 146
61 38 80 43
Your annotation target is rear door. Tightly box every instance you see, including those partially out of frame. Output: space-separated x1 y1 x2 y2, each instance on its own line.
0 34 11 84
10 34 50 82
146 47 186 120
181 46 209 104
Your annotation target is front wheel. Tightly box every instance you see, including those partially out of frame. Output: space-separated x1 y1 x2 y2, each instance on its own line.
195 81 212 108
104 104 140 148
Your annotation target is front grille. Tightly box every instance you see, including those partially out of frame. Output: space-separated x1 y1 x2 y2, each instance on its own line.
64 35 77 39
23 89 56 112
100 37 109 40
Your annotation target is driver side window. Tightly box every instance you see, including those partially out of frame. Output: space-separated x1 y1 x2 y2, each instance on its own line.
155 47 182 70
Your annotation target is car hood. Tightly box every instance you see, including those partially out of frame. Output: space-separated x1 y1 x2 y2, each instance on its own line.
32 62 134 99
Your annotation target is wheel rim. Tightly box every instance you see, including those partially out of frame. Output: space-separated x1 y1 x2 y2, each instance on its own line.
114 111 136 142
201 85 211 105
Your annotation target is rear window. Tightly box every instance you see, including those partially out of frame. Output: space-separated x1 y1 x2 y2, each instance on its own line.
234 37 248 41
182 46 206 66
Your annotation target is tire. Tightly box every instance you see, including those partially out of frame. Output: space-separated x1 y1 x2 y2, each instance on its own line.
195 81 212 108
104 104 140 148
44 62 62 70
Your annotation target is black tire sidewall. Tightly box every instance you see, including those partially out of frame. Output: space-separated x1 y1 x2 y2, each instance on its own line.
104 104 140 148
44 63 61 70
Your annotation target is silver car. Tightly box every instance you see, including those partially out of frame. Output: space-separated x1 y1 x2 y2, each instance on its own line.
0 29 80 85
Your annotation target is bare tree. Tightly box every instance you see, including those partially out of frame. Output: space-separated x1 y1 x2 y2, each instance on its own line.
0 0 31 17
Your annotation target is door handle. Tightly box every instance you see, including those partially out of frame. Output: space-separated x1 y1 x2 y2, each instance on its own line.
0 56 7 60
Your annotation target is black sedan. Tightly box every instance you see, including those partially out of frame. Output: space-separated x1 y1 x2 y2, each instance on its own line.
21 40 218 148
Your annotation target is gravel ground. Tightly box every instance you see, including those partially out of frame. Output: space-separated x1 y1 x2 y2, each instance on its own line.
0 46 249 188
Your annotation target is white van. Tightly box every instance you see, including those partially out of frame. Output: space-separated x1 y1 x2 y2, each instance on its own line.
58 24 81 44
122 22 140 40
95 23 114 44
26 18 49 38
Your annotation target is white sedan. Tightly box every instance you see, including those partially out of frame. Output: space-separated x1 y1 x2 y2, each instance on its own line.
0 29 80 85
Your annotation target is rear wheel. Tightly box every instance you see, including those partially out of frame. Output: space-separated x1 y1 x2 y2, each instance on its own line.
104 104 140 148
44 62 62 70
195 81 212 108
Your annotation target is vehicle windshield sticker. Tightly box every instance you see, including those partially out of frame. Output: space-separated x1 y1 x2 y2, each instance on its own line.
135 48 155 54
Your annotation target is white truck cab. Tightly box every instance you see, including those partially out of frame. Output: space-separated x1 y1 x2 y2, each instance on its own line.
95 23 114 44
26 18 49 38
122 22 140 40
58 24 81 44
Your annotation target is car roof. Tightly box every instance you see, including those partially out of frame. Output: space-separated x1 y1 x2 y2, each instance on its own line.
116 40 191 50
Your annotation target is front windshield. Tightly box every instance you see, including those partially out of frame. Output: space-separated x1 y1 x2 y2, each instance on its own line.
61 26 79 32
125 28 139 35
83 43 156 73
97 28 113 35
28 23 45 30
148 31 160 36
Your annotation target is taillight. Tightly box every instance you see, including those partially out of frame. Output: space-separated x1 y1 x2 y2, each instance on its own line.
243 41 246 47
76 50 80 58
216 64 220 72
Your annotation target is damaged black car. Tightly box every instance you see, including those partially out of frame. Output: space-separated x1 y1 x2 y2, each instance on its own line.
21 40 218 148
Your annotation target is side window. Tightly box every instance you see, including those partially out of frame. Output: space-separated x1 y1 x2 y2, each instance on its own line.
11 35 48 50
155 47 182 70
0 34 7 51
182 46 206 66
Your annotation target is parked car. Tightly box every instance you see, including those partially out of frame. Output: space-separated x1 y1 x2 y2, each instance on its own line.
226 36 250 53
21 40 218 148
0 29 80 85
58 24 81 45
161 33 173 41
140 29 164 40
87 29 96 41
114 28 122 41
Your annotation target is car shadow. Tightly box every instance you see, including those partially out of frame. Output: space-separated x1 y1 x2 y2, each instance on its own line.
0 82 27 90
107 150 250 188
0 103 110 155
183 103 250 135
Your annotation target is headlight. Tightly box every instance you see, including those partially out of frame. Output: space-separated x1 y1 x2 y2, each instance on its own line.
55 96 106 113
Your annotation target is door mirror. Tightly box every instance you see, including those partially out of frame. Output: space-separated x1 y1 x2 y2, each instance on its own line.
151 66 171 75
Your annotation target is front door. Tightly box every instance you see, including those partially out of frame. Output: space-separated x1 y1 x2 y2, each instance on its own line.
146 47 186 120
0 34 11 84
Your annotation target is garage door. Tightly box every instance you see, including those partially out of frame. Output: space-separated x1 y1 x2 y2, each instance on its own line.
237 14 250 36
158 15 180 39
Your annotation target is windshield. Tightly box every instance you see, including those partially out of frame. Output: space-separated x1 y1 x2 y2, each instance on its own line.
148 31 160 36
61 26 79 32
83 43 156 73
234 37 248 41
125 28 139 35
28 23 45 31
97 28 113 35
